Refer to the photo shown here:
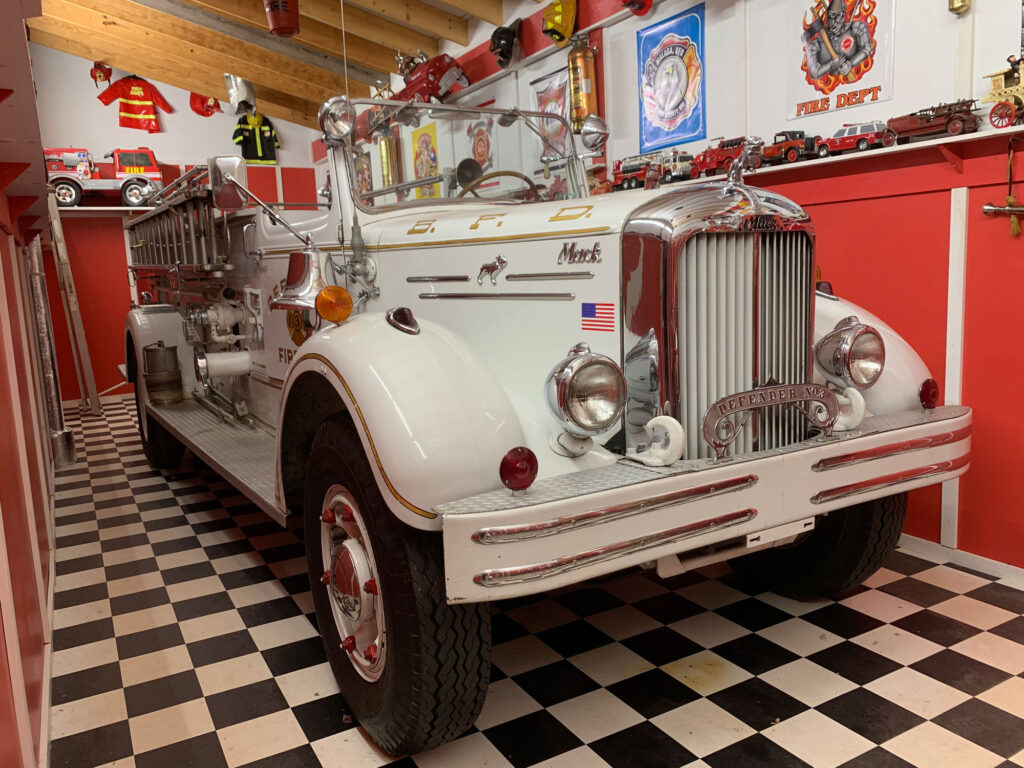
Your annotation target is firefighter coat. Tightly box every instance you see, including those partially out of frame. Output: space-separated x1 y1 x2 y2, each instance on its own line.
97 77 173 133
232 113 280 165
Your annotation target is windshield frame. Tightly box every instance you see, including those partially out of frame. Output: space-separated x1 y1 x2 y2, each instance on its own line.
336 97 590 215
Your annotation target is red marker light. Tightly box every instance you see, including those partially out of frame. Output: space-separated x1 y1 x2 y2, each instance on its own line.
919 378 939 410
499 447 538 492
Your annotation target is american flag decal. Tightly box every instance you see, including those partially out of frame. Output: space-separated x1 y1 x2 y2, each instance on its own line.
581 302 615 332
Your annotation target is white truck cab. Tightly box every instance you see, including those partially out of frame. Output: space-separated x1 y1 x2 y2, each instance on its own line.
123 97 971 755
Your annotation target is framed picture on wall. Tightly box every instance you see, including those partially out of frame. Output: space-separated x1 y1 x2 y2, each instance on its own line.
787 0 896 120
637 4 707 154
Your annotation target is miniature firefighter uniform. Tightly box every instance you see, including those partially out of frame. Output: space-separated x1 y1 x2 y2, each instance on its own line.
97 77 173 133
232 113 280 165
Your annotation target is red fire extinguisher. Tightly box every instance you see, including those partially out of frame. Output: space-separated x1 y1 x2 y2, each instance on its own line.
264 0 299 38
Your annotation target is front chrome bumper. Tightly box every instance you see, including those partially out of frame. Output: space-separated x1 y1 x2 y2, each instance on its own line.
439 405 971 603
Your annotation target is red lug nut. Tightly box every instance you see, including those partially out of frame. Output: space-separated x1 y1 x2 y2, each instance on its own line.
320 570 331 585
340 505 355 523
321 509 336 525
363 643 378 663
363 579 378 595
342 635 356 653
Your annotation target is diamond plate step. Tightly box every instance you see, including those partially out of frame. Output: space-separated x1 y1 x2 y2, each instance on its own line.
147 399 284 524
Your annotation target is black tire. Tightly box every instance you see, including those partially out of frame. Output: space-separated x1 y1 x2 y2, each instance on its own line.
817 145 830 158
304 416 490 755
121 180 149 207
131 361 185 468
53 180 81 207
857 138 870 151
730 493 907 600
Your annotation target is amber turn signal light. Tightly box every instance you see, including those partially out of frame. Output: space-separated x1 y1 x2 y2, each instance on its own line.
315 285 353 324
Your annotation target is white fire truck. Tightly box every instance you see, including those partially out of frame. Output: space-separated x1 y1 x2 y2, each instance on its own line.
123 97 971 755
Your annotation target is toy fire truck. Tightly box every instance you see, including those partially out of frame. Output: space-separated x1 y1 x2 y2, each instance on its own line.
981 56 1024 128
44 146 164 207
688 136 754 177
123 97 971 756
612 153 661 189
762 130 820 164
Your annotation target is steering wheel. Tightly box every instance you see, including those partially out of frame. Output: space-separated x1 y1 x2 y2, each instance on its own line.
457 170 540 200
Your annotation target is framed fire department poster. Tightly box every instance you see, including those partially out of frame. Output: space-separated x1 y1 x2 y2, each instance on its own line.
529 67 571 159
637 5 707 154
411 123 440 199
787 0 895 120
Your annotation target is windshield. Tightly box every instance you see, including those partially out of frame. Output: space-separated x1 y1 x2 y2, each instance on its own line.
342 99 586 210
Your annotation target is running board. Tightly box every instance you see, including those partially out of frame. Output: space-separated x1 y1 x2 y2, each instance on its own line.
146 398 285 524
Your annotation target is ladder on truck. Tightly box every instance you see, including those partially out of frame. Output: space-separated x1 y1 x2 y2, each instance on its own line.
47 193 101 416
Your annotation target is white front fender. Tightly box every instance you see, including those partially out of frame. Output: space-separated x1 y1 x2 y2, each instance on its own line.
814 294 931 415
278 313 525 530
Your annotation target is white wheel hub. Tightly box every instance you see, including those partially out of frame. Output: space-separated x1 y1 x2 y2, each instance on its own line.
320 484 386 682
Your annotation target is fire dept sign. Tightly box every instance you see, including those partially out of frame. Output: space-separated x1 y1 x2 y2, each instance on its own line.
788 0 895 120
637 5 706 153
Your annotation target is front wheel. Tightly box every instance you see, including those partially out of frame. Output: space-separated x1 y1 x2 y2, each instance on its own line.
121 180 149 206
305 417 490 755
730 492 907 600
817 145 830 158
785 147 800 163
856 138 869 151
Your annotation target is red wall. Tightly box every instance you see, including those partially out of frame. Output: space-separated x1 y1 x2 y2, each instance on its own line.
46 216 133 400
757 133 1024 566
0 232 47 762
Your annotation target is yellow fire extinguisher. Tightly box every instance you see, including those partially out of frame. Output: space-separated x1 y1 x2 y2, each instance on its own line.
567 33 597 133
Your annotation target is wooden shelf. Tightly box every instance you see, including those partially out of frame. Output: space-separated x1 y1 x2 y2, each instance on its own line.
662 125 1024 189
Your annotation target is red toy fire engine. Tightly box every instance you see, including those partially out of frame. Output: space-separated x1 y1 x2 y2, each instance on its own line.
612 154 662 189
689 137 757 178
45 146 164 207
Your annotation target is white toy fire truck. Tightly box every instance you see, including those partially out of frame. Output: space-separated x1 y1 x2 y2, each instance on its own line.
45 146 164 206
123 97 972 755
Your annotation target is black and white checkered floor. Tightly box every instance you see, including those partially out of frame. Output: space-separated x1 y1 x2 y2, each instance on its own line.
49 398 1024 768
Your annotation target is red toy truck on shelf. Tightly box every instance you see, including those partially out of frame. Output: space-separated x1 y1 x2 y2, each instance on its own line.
45 146 164 207
814 121 888 157
881 100 981 145
763 130 820 165
612 154 661 189
689 137 756 177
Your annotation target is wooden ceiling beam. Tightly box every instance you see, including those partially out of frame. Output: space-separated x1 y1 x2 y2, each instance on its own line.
435 0 503 26
40 0 351 106
328 0 468 47
26 21 331 128
174 0 434 76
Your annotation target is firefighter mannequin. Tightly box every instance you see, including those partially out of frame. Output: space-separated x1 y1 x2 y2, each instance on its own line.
232 100 280 165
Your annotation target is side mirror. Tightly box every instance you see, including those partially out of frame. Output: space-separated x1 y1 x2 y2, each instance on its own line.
209 156 248 210
580 115 609 152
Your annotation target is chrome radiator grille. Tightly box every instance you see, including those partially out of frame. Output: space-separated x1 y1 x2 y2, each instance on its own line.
677 231 814 459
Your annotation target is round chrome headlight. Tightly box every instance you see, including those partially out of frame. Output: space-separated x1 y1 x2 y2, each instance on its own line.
545 343 626 437
318 96 356 142
815 317 885 390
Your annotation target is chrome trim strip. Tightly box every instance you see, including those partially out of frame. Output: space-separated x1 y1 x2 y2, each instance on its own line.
810 453 971 504
406 275 470 283
505 272 594 281
812 425 972 472
473 508 757 587
419 292 575 301
472 474 757 544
